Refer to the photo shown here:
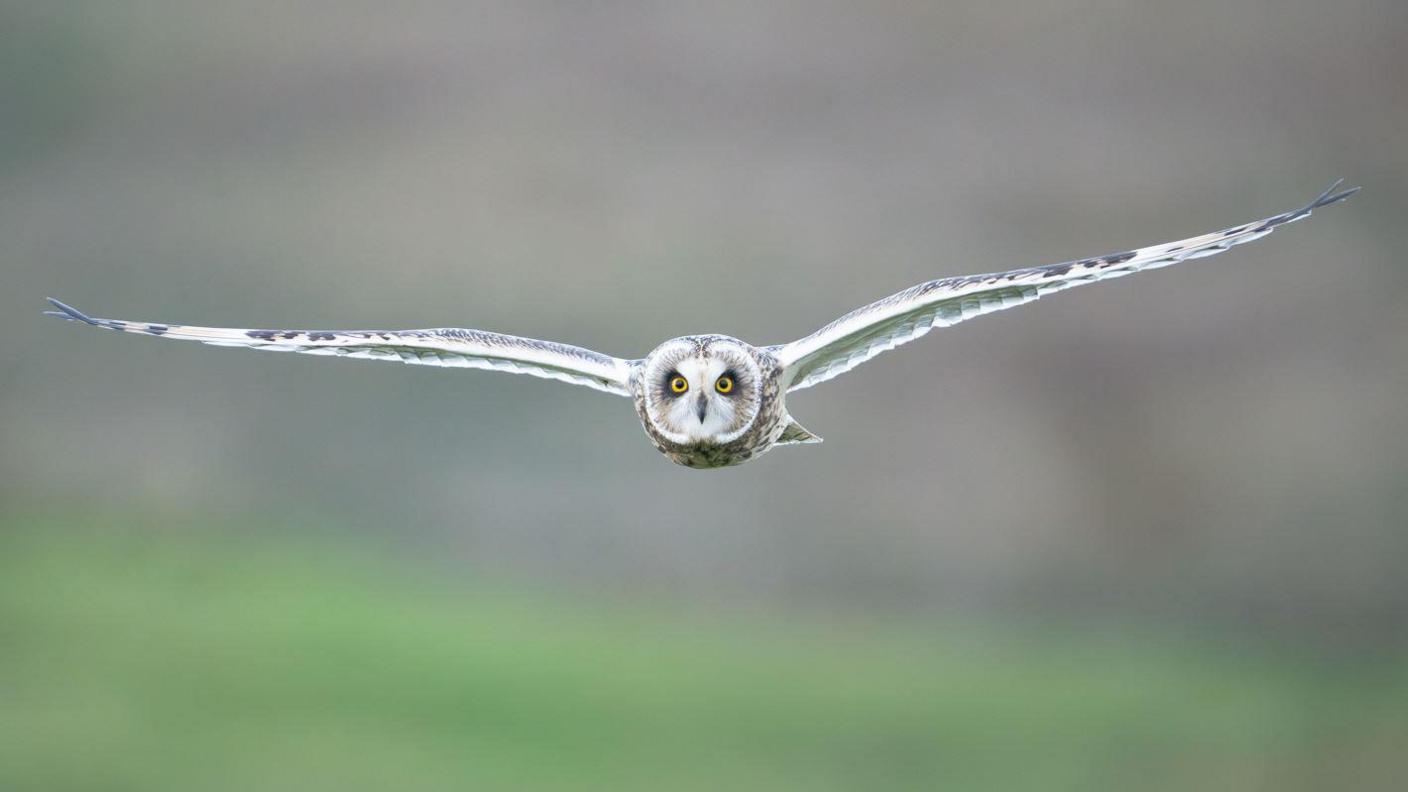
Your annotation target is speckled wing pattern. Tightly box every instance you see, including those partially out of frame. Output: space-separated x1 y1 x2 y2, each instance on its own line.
774 181 1359 392
43 300 635 396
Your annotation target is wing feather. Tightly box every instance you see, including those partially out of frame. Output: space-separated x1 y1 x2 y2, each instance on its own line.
775 181 1359 392
43 299 635 396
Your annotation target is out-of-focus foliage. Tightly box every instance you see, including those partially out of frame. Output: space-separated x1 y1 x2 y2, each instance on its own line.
2 515 1404 792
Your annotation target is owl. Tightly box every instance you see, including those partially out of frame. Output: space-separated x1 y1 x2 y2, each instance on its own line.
47 182 1357 468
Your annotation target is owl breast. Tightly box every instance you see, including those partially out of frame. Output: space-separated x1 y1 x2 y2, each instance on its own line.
643 406 788 468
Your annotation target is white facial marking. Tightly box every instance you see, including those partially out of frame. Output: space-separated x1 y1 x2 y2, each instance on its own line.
662 357 738 441
643 339 761 446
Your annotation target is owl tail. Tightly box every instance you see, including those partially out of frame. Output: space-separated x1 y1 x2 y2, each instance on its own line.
777 416 823 446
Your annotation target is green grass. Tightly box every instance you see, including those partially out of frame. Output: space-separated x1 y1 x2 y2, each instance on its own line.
1 516 1404 791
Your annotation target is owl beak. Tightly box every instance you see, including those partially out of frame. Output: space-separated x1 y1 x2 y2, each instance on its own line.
695 393 709 423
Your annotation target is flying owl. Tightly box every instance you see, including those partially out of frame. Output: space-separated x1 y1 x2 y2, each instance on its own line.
46 181 1357 468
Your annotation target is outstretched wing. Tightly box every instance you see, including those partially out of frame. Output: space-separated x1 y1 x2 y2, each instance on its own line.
44 299 636 396
774 181 1359 392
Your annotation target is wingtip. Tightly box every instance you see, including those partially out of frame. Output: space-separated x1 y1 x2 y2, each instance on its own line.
45 298 98 325
1311 180 1360 209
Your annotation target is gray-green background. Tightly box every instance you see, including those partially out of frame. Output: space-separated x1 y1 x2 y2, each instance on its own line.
2 2 1405 789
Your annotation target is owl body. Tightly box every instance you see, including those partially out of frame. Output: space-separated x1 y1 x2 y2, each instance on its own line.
44 183 1357 469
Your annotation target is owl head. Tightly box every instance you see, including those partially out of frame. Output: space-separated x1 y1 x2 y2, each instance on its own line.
641 336 763 445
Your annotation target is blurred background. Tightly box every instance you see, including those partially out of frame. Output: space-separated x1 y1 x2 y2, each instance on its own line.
2 1 1406 789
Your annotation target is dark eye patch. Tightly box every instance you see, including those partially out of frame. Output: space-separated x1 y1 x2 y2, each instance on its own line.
716 369 739 395
665 372 689 396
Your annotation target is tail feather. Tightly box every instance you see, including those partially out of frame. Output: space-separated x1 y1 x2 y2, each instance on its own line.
777 417 823 446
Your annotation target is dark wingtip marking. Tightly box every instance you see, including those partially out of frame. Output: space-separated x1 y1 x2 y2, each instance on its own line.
1300 179 1359 213
1313 182 1360 209
45 298 99 325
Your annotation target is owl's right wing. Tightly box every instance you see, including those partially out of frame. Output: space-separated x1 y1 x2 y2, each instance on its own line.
772 181 1359 393
44 299 636 396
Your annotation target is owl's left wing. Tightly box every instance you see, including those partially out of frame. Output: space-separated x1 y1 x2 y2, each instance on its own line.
44 299 635 396
773 181 1359 393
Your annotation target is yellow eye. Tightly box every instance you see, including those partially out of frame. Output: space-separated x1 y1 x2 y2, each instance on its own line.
715 375 735 394
669 376 689 394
